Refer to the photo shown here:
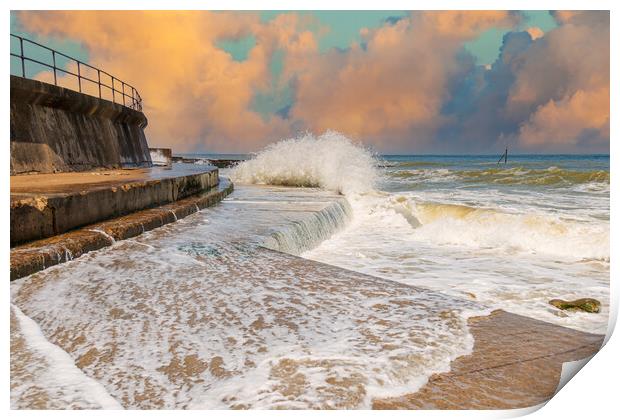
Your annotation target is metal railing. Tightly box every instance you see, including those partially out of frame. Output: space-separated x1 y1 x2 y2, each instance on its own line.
10 34 143 111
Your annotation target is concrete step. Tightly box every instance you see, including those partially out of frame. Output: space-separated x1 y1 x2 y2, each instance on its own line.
10 178 233 281
10 164 219 246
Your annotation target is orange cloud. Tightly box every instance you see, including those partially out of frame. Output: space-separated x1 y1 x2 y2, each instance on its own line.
16 10 310 152
526 27 544 40
518 87 609 149
286 11 517 150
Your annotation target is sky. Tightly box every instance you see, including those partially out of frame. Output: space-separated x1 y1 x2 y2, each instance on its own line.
10 10 609 154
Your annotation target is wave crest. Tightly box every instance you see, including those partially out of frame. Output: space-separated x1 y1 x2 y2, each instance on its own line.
387 197 610 260
230 132 379 195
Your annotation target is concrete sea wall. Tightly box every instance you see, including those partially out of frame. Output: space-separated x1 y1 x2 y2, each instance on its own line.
10 75 152 175
10 178 233 280
10 167 220 246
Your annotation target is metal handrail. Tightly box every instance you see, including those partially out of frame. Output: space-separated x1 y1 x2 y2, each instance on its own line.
10 34 143 111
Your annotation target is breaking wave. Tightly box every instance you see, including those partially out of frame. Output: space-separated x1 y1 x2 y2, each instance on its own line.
230 131 379 195
229 132 608 262
376 196 609 260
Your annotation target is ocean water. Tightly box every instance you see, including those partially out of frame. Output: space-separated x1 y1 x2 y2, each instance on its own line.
229 132 610 334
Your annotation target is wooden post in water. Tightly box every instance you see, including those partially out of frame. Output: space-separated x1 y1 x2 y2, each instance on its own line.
497 147 508 165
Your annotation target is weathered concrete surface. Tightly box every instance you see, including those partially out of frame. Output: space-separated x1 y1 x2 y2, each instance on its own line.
372 310 603 409
10 178 233 281
11 164 219 246
10 76 151 175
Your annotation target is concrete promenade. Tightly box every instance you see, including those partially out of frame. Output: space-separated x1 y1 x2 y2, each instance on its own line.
11 164 219 246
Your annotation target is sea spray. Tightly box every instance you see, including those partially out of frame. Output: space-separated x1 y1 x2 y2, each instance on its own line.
230 131 379 195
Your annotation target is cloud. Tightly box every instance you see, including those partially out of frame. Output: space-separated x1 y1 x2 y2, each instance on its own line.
435 11 609 153
525 27 544 40
508 11 609 150
15 10 609 153
517 87 609 150
15 11 316 152
285 11 518 151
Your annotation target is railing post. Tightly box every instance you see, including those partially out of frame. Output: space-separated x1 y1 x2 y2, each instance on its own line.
77 61 82 92
111 77 115 104
122 82 126 106
19 37 25 77
52 50 57 85
98 69 102 98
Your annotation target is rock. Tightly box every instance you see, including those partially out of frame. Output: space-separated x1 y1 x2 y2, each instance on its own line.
548 298 601 313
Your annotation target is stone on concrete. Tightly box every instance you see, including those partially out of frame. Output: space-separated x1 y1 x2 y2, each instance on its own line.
549 298 601 313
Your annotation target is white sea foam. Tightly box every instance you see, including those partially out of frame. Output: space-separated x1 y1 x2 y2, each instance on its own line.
149 149 170 166
304 191 609 333
11 186 489 408
10 304 123 409
230 131 378 195
386 195 609 260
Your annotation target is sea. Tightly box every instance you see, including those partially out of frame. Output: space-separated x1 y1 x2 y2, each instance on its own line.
226 132 610 334
10 132 610 408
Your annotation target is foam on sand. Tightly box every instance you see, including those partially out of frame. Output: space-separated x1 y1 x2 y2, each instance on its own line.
11 185 489 409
